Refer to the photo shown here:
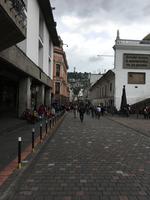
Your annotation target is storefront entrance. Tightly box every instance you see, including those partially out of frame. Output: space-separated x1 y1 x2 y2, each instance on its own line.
0 77 18 117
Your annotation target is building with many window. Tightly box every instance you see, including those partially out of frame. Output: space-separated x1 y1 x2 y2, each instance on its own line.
0 0 60 117
89 70 115 107
52 39 69 106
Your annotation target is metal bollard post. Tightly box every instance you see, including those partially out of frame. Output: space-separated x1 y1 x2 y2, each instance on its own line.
32 128 35 152
55 115 57 122
40 123 42 142
52 117 54 127
46 120 48 134
49 118 51 129
18 137 22 169
53 117 55 126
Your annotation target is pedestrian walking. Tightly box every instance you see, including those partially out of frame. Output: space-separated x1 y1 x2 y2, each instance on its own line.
96 105 101 119
143 106 149 119
90 105 95 118
73 104 78 118
78 102 85 122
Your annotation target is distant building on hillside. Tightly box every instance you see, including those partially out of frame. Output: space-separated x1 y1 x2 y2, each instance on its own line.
68 72 90 100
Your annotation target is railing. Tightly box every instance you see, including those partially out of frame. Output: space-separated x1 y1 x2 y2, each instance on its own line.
116 39 150 46
7 0 27 26
116 39 141 45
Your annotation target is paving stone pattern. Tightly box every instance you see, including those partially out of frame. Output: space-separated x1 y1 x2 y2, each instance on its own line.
8 113 150 200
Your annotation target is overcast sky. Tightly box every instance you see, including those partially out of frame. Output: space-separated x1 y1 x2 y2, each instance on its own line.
51 0 150 73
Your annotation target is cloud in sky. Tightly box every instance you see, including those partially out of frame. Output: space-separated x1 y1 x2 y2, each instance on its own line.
51 0 150 72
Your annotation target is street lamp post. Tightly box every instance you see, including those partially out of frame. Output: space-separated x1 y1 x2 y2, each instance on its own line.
63 43 68 47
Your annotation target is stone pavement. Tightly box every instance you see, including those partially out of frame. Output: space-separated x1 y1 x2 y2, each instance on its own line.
107 114 150 137
2 113 150 200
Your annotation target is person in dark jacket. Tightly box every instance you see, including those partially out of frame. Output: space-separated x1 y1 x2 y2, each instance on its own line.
78 102 85 122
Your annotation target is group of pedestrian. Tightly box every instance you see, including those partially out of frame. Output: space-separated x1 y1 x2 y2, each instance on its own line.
89 105 105 119
72 102 106 123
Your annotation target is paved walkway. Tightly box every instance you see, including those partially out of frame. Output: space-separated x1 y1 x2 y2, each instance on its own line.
1 113 150 199
107 114 150 137
0 118 46 171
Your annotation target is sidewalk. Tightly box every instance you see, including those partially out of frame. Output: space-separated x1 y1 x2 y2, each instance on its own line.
107 114 150 137
0 117 27 136
1 112 150 200
0 117 46 172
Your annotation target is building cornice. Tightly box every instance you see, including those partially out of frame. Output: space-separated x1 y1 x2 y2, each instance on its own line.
0 45 53 88
113 39 150 51
114 45 150 51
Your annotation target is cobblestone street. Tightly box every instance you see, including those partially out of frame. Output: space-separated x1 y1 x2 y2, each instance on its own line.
4 113 150 200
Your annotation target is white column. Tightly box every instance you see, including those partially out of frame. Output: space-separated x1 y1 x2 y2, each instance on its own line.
19 77 31 117
37 85 45 108
45 88 51 107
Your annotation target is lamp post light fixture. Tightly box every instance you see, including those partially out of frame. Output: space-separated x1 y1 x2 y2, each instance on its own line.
63 43 68 47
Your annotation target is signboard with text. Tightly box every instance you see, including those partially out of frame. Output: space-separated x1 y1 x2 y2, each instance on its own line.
123 54 150 69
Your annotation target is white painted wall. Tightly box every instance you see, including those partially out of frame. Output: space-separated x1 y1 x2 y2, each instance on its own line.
49 40 54 79
43 22 49 75
17 0 54 79
114 47 150 110
26 0 39 65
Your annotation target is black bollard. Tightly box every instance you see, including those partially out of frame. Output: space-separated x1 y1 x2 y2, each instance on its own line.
32 128 35 152
40 123 42 142
46 120 48 134
53 117 55 127
49 119 51 129
18 137 22 169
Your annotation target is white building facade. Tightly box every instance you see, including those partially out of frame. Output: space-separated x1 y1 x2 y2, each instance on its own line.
0 0 60 117
114 32 150 110
89 32 150 111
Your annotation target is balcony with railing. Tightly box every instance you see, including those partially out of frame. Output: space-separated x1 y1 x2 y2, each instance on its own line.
0 0 27 51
